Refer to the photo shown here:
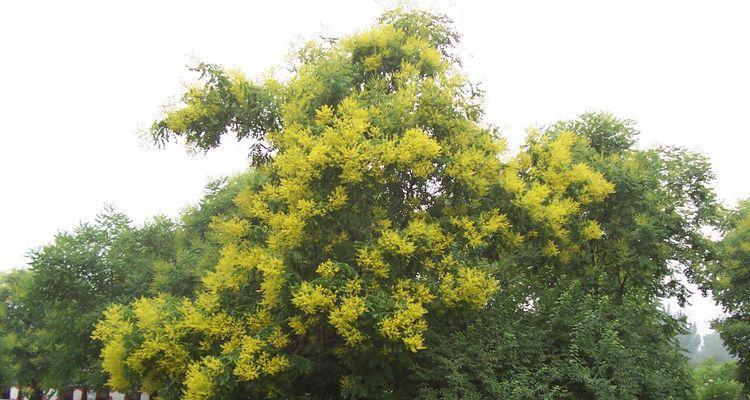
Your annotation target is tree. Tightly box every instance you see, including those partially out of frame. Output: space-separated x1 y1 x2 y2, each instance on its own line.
0 269 40 393
94 7 722 400
678 323 736 366
696 332 735 365
0 208 177 396
713 199 750 386
405 112 721 400
680 322 702 361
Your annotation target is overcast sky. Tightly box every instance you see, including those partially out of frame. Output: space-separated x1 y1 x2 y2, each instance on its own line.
1 0 748 334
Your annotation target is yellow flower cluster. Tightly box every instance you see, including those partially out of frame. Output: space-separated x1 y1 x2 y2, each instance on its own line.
288 315 310 336
316 260 340 279
451 211 511 248
404 218 450 253
291 282 336 314
379 301 429 352
208 217 249 245
378 281 435 352
94 296 195 394
184 356 224 400
92 305 133 390
163 86 215 133
327 185 349 210
440 267 499 308
202 245 286 309
378 229 417 257
356 247 390 278
395 128 442 177
234 335 290 381
179 300 243 349
127 300 191 389
581 220 605 240
500 131 615 261
329 296 368 346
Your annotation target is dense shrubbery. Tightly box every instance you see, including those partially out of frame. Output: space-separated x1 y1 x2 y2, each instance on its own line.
1 6 747 400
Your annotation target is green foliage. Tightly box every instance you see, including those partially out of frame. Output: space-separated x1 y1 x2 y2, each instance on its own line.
414 285 695 400
550 113 721 304
0 269 36 388
692 359 744 400
0 171 256 393
713 200 750 386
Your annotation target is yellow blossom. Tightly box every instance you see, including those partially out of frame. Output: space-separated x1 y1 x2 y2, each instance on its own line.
291 282 336 314
440 267 498 308
356 247 390 278
316 260 340 279
329 296 368 346
184 356 224 400
581 220 604 240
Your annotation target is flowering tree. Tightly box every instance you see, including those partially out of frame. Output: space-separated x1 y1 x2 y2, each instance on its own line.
94 8 720 400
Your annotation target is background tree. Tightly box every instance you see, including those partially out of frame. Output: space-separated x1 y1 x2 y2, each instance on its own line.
0 208 177 396
680 322 703 361
414 287 696 400
0 169 257 396
695 332 735 365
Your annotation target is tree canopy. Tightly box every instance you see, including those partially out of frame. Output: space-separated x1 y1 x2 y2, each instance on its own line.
91 7 724 400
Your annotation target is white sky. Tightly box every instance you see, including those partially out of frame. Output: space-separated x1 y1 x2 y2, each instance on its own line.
1 0 748 334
